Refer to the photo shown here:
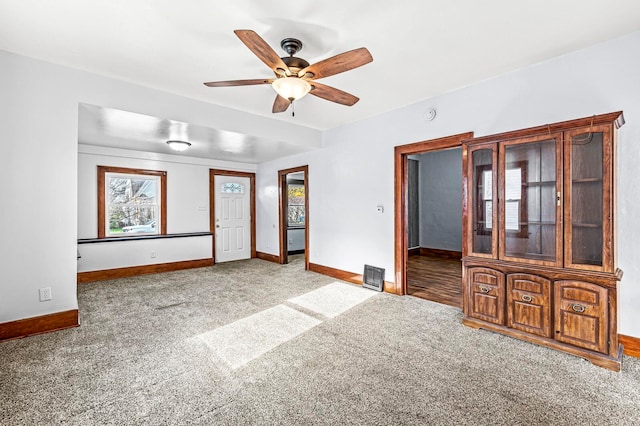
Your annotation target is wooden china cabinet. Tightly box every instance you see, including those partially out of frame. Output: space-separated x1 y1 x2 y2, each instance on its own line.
461 112 625 371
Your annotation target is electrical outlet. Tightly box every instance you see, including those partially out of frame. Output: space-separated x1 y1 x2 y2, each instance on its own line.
39 287 52 302
150 251 156 258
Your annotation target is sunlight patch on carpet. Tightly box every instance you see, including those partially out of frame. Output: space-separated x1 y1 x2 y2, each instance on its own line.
287 281 378 318
196 304 321 369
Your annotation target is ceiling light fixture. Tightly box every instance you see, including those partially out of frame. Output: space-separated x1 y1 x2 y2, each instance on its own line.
166 140 191 151
272 77 311 102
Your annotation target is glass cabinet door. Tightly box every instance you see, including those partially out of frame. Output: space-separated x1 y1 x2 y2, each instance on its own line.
564 124 612 272
468 144 497 258
499 134 562 266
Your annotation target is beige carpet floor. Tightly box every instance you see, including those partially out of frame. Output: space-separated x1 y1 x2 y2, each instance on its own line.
1 256 639 425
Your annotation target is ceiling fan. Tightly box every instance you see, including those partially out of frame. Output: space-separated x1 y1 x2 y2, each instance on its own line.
204 30 373 114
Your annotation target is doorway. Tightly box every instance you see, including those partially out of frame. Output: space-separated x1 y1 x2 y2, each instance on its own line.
394 132 473 304
209 169 256 264
278 165 309 270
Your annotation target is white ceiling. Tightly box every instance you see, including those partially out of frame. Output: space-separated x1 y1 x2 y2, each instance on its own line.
2 1 640 160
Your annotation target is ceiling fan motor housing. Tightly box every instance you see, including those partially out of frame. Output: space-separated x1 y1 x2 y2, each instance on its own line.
280 38 303 56
278 38 312 77
280 56 310 76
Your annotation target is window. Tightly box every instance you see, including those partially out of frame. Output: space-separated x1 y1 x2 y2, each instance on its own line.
287 184 305 227
97 166 167 238
221 182 245 193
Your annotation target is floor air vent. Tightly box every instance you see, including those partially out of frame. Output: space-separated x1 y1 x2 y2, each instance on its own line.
363 265 385 292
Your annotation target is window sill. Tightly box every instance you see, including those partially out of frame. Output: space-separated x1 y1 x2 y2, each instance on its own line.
78 232 212 244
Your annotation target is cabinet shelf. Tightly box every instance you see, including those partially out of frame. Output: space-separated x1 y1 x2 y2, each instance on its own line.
572 222 602 228
522 180 556 187
503 252 556 261
507 221 556 226
572 178 602 183
572 258 602 266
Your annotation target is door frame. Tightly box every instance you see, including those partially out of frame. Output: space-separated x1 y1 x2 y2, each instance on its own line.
278 165 309 270
393 132 473 295
209 169 256 264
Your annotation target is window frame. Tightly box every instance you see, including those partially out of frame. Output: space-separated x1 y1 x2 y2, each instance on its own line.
97 166 167 238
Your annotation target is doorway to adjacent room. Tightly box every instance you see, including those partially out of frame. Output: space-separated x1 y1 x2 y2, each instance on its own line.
394 132 473 307
278 165 309 270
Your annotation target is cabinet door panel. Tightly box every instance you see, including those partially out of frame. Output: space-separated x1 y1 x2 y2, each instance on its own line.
468 268 504 325
564 125 613 272
467 144 498 258
507 274 551 337
499 134 563 267
554 280 608 353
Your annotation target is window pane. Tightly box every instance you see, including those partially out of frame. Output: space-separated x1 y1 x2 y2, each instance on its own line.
288 206 305 226
108 205 157 234
221 182 244 193
503 139 556 261
109 177 157 204
287 184 305 226
106 174 159 236
472 149 493 254
571 131 603 266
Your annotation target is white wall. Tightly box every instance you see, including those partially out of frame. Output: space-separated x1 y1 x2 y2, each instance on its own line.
256 31 640 337
0 49 321 324
418 149 463 251
77 144 255 272
3 30 640 339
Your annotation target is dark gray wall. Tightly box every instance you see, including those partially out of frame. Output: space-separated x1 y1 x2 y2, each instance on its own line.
407 159 420 248
418 148 463 251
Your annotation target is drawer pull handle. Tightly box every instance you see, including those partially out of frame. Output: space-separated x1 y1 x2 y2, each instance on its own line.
570 303 586 313
521 294 533 303
479 286 490 294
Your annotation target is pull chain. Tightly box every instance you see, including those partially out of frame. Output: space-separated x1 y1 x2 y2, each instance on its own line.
291 100 295 117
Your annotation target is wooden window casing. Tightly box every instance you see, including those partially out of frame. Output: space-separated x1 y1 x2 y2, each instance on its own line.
97 166 167 238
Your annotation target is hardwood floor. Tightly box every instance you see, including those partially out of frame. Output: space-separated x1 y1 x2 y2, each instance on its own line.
407 254 462 308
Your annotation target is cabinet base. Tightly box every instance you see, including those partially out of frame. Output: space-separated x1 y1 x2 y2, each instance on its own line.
462 317 623 372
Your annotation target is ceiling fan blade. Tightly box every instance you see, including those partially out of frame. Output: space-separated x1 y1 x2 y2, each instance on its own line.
234 29 290 75
309 82 360 106
298 47 373 79
272 94 291 113
203 79 272 87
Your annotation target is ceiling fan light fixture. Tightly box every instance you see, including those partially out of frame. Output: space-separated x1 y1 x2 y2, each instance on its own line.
272 77 311 101
166 140 191 152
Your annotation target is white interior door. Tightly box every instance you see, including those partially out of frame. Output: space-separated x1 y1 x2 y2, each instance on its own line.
214 175 251 263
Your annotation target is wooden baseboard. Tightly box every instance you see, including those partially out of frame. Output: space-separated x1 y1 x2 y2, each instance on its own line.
256 251 280 263
408 247 420 256
309 263 395 294
0 309 79 342
620 334 640 358
419 247 462 259
77 258 213 283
